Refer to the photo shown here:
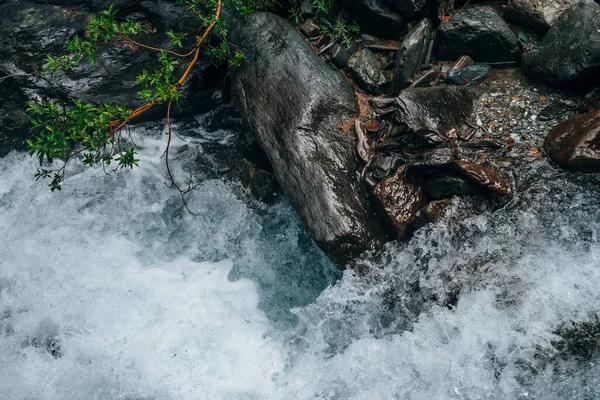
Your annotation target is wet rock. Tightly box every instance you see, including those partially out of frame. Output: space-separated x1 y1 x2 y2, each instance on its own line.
453 160 512 197
447 64 492 86
0 74 31 156
343 0 407 39
422 198 453 222
300 19 320 38
391 18 433 95
426 174 473 199
411 67 440 88
506 0 577 34
395 86 479 143
363 152 405 187
228 158 279 203
407 144 456 170
543 111 600 172
230 12 387 266
370 96 397 109
521 0 600 88
436 6 520 63
371 165 426 238
330 41 359 68
387 0 439 18
411 198 453 229
538 102 576 122
347 48 392 94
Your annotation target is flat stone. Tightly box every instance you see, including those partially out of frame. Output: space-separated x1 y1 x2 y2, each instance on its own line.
544 110 600 172
395 86 479 143
453 160 512 197
447 64 492 86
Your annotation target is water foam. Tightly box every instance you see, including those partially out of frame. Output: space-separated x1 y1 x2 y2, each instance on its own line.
1 127 600 399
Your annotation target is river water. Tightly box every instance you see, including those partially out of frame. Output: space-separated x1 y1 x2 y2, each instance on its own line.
1 122 599 399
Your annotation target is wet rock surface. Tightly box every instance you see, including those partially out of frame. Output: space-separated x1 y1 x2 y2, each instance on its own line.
230 12 387 266
436 6 520 63
521 0 600 88
371 165 426 238
544 111 600 172
453 160 512 197
506 0 576 33
347 48 392 94
447 64 492 86
343 0 407 39
390 18 432 95
394 86 479 142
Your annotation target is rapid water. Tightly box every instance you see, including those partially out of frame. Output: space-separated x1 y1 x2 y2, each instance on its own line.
1 121 599 399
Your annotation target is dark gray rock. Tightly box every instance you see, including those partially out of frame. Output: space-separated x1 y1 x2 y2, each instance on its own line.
386 0 439 18
447 63 492 86
425 175 473 199
347 48 392 94
506 0 577 33
436 6 520 63
521 0 600 88
330 41 359 68
343 0 407 39
229 12 387 266
407 144 456 170
391 18 433 95
544 110 600 172
395 86 479 142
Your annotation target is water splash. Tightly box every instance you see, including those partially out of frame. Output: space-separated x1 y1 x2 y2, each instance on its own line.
1 125 599 399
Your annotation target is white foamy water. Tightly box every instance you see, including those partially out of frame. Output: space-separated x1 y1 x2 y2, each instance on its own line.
1 127 599 399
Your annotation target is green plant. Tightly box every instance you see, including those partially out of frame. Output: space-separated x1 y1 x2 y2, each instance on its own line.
312 0 333 15
323 20 361 47
27 0 271 213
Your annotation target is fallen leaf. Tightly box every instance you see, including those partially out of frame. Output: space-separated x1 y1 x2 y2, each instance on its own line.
539 95 548 102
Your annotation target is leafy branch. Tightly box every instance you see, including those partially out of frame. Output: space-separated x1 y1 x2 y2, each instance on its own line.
27 0 251 214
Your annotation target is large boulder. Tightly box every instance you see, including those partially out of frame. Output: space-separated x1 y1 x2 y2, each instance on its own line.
521 0 600 88
229 12 387 266
544 110 600 172
506 0 577 33
391 18 433 95
343 0 407 39
435 6 520 63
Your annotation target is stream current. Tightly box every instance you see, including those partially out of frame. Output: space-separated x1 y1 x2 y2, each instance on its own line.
1 121 599 399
